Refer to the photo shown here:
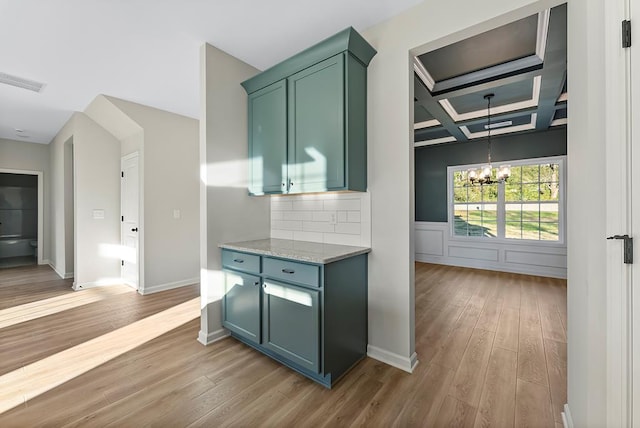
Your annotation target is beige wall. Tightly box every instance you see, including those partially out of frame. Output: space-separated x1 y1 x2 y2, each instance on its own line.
105 96 200 293
49 113 122 286
0 138 51 262
198 43 271 343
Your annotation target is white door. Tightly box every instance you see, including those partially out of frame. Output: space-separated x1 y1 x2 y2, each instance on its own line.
121 153 139 289
607 0 637 425
632 0 640 424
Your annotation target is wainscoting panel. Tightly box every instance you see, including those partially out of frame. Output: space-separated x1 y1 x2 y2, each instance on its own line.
415 222 567 278
415 228 444 256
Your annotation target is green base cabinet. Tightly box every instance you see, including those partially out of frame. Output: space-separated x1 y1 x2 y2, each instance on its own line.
221 249 368 388
242 27 376 196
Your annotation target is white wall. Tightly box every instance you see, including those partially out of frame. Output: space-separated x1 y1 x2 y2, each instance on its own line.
0 138 50 262
198 43 271 345
49 113 122 286
104 96 200 293
415 221 567 278
271 192 371 247
566 0 607 425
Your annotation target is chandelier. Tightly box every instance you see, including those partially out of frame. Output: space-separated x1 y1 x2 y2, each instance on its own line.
468 93 510 185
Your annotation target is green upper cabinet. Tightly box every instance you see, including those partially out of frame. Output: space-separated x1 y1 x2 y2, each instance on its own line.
242 27 376 196
248 80 287 195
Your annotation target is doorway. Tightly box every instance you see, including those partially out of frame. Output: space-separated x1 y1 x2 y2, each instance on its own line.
121 152 140 290
410 2 567 424
0 169 44 269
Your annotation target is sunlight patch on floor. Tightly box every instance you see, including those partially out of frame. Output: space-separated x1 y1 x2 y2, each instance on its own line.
0 284 133 330
0 297 200 415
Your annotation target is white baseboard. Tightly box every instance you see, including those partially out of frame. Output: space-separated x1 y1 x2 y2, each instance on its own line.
367 345 418 373
197 328 229 346
562 404 573 428
416 253 567 279
73 278 122 291
48 262 74 280
140 277 199 295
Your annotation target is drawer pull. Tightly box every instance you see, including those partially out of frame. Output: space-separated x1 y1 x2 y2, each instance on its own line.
282 269 295 274
233 259 244 263
254 281 260 286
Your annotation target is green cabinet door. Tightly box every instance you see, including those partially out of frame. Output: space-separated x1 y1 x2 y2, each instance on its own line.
288 54 345 193
248 80 287 195
262 279 320 373
222 270 261 344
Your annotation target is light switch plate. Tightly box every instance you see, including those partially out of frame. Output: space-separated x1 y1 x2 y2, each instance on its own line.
173 209 181 219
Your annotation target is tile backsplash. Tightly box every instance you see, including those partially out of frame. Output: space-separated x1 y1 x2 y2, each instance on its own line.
270 192 371 247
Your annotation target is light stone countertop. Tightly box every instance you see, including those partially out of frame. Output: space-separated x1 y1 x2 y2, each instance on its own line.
219 238 371 264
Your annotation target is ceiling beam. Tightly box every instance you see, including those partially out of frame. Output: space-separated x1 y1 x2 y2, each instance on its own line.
414 75 468 142
535 4 567 130
429 68 541 101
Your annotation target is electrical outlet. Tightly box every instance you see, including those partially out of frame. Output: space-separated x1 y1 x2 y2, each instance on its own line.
329 213 337 225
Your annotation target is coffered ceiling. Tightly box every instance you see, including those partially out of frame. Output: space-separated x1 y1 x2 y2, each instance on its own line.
414 3 567 147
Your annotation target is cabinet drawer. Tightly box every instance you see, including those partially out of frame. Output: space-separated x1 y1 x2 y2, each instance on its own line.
222 250 260 274
263 257 319 287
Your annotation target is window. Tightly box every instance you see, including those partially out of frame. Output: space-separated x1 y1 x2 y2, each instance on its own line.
449 156 564 242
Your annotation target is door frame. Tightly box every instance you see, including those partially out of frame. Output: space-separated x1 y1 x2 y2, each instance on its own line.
0 168 44 265
604 0 633 425
121 152 141 291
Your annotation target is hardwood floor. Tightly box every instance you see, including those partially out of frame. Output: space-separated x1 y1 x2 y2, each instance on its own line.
0 263 566 427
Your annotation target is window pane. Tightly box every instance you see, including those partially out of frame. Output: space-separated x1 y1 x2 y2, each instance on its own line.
482 184 498 202
540 204 559 222
522 165 539 183
539 182 560 201
453 170 467 185
454 217 468 236
454 187 468 203
482 221 498 238
482 207 497 221
522 205 540 222
505 204 522 222
522 183 540 201
467 186 482 203
540 164 559 183
505 183 522 202
522 222 541 240
506 222 522 239
540 223 559 240
509 166 522 182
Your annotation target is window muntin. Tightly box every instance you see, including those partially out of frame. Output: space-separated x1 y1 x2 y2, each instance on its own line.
449 157 564 242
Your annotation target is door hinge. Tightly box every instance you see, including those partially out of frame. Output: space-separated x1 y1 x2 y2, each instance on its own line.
121 260 124 266
607 234 633 264
121 171 124 178
121 216 124 222
622 20 631 48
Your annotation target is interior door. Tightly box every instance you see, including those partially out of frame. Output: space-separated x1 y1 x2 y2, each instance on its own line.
631 0 640 424
121 153 139 289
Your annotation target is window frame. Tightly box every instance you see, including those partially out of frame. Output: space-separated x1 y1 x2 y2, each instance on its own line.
447 155 567 246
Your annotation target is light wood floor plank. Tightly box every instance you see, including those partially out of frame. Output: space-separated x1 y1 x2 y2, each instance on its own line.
474 347 517 427
495 307 520 352
434 395 477 427
515 378 554 428
449 328 495 406
545 338 568 423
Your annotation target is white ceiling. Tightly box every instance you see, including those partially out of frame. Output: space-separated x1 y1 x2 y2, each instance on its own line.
0 0 421 144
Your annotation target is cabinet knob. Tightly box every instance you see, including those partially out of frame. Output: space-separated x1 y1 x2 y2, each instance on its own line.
289 181 294 187
254 281 260 286
282 182 285 187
